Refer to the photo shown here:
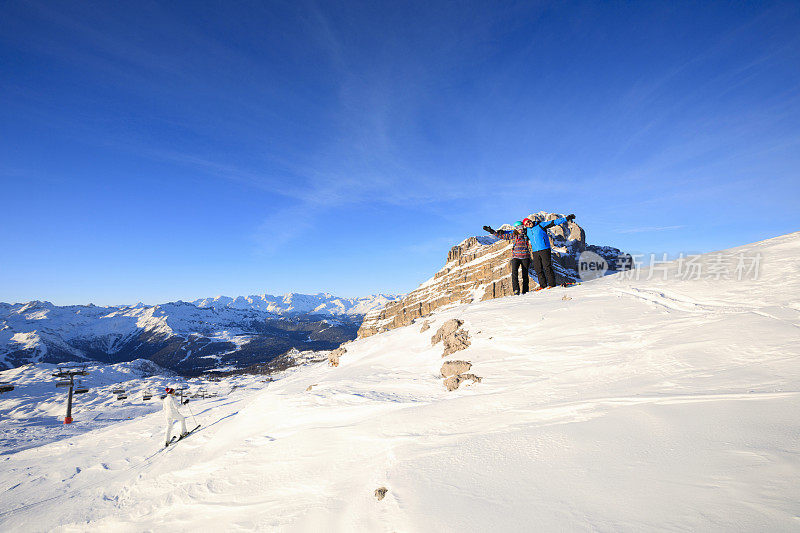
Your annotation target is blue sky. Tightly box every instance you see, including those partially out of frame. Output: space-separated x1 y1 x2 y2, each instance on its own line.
1 1 799 306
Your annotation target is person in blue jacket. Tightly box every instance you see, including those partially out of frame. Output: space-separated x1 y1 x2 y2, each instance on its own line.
522 214 576 289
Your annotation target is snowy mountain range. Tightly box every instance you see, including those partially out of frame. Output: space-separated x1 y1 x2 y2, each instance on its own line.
0 293 397 375
192 293 397 316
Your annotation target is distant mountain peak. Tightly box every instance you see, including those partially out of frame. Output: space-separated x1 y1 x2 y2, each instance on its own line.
192 292 398 317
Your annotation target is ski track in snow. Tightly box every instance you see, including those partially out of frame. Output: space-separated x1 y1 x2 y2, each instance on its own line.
1 232 800 531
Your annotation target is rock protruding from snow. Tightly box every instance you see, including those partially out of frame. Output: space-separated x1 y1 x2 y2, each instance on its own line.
358 213 630 337
431 319 471 357
431 319 463 344
443 373 482 391
328 346 346 367
374 487 388 501
440 360 471 377
419 320 431 333
441 359 480 390
444 331 471 356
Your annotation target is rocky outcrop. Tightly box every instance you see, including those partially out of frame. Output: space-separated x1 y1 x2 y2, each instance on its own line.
444 373 482 391
374 487 388 501
430 319 463 344
443 330 470 357
431 319 471 357
328 346 346 367
358 213 631 338
440 360 471 377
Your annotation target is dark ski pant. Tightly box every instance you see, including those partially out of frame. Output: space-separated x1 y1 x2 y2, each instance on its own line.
531 248 557 288
510 258 531 295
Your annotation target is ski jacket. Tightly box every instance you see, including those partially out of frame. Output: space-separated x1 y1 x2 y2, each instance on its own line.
494 229 531 259
526 216 568 252
162 394 184 420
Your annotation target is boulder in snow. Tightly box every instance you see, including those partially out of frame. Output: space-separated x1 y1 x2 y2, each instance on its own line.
440 360 471 377
444 373 482 391
430 319 463 345
443 330 471 356
431 319 471 357
374 487 388 501
328 346 346 367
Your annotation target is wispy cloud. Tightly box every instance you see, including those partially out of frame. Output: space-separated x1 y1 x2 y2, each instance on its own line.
7 0 579 258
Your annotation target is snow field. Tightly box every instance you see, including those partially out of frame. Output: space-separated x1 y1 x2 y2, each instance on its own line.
1 232 799 531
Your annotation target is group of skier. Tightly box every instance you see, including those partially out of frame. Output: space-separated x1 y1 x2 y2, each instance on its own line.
483 213 576 295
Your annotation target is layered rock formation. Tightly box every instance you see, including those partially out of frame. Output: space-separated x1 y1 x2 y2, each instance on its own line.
358 213 631 338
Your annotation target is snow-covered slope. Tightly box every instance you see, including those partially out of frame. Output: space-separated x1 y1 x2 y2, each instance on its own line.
1 232 799 531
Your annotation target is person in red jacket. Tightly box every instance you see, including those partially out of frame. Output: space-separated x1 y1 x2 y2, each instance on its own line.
483 221 531 295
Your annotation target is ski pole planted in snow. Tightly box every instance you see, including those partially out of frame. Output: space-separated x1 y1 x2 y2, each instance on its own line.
185 402 199 427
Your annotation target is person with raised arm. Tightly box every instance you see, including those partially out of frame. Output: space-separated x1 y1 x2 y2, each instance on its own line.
521 214 576 289
483 221 532 295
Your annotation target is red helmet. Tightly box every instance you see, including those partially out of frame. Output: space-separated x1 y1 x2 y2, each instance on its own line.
165 387 175 394
522 218 532 225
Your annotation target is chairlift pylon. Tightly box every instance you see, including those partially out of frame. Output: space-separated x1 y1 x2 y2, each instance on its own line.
52 365 91 424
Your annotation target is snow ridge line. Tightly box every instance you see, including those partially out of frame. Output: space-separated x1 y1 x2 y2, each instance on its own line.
612 287 754 314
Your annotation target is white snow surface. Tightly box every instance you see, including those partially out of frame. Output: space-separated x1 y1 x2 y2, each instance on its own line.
1 233 800 531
